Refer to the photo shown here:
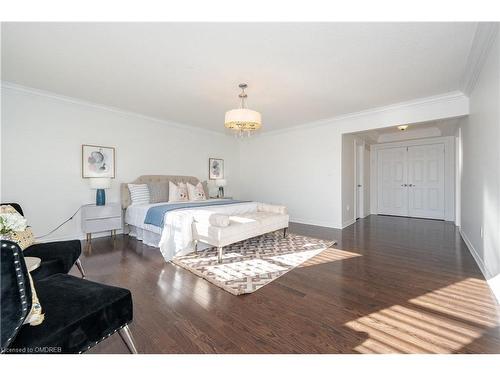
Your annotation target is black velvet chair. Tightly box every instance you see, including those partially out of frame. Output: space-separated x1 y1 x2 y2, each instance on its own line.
1 203 86 281
1 240 138 354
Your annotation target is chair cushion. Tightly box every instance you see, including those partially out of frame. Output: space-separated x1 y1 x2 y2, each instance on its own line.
10 274 133 354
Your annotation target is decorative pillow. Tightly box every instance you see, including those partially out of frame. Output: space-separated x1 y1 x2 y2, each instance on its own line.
187 182 207 201
8 227 35 250
24 274 44 326
208 214 230 227
148 182 169 203
168 181 188 202
128 184 150 205
0 205 34 250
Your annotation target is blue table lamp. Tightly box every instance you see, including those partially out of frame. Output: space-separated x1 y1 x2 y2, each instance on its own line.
89 178 111 206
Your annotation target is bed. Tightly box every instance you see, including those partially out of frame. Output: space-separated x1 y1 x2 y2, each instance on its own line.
121 175 264 261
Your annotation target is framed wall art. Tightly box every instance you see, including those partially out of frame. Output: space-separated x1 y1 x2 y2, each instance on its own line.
208 158 224 180
82 144 115 178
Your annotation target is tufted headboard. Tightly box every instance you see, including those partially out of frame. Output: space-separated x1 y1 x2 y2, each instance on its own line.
120 175 207 209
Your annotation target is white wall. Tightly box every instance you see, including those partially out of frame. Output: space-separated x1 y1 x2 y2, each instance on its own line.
458 28 500 299
239 92 469 228
1 85 470 240
239 124 341 228
1 85 240 241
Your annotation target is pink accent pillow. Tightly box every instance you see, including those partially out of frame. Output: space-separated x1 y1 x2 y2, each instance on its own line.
187 182 207 201
168 181 188 202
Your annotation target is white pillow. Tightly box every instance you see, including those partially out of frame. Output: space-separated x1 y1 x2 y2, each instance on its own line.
209 214 229 227
169 181 188 202
128 184 150 205
187 182 207 201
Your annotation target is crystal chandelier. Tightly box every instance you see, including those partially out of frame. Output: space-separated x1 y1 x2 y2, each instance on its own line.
224 83 262 137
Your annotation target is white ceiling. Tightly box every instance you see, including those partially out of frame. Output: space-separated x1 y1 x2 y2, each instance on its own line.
1 22 476 132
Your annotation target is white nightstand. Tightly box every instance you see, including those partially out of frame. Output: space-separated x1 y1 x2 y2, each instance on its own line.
81 202 122 241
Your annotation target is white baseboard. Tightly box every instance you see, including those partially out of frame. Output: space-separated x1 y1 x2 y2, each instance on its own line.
341 219 356 229
289 217 340 229
459 229 489 278
459 228 500 304
36 229 125 243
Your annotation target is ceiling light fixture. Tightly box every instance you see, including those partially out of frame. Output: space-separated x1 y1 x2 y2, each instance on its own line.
225 83 262 137
398 125 409 131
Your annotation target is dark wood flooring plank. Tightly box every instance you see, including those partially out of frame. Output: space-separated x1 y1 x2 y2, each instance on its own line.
81 215 500 354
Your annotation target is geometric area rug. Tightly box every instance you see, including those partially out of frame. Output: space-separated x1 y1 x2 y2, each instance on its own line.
172 231 336 295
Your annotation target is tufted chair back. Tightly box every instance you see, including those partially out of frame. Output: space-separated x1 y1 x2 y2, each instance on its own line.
0 240 32 352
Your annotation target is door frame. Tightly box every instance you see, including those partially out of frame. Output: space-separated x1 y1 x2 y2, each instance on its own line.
353 139 365 220
370 136 456 222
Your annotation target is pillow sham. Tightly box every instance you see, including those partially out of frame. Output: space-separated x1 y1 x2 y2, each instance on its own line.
148 182 169 203
169 181 188 202
187 182 207 201
128 184 150 205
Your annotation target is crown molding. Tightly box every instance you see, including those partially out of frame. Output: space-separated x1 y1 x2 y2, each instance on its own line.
252 90 468 138
461 23 499 96
1 81 226 137
2 81 468 139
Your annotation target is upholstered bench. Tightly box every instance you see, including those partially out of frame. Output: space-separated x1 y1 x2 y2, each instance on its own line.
191 203 289 263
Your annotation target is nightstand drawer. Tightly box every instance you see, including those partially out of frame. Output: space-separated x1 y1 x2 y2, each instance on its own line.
82 216 122 233
82 203 121 219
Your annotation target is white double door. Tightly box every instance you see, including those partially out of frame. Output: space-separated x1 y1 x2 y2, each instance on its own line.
377 143 445 219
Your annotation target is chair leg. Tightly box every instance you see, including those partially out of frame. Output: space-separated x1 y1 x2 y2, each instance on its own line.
75 258 86 279
283 227 288 238
217 246 223 263
118 324 138 354
194 239 198 252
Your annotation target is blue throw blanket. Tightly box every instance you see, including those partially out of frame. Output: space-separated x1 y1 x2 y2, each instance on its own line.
144 200 249 228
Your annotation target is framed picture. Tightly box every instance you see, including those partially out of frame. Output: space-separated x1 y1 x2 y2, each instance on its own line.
82 144 115 178
209 158 224 180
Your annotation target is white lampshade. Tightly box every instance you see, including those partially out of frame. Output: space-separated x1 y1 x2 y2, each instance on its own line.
89 177 111 189
215 179 227 187
224 108 262 130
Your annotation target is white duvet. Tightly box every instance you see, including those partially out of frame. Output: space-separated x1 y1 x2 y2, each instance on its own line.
125 200 259 262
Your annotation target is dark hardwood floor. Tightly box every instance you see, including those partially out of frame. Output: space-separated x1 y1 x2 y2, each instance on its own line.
80 215 500 354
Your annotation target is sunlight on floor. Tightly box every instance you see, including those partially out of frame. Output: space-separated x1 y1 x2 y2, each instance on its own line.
345 278 500 353
298 248 362 268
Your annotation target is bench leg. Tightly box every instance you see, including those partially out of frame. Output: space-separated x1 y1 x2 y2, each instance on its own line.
217 246 223 263
283 227 288 238
118 324 138 354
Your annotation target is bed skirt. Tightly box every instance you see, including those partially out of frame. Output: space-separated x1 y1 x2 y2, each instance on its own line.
127 225 162 248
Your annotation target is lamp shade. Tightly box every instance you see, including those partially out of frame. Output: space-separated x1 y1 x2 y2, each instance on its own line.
224 108 262 130
215 179 227 187
89 177 111 189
